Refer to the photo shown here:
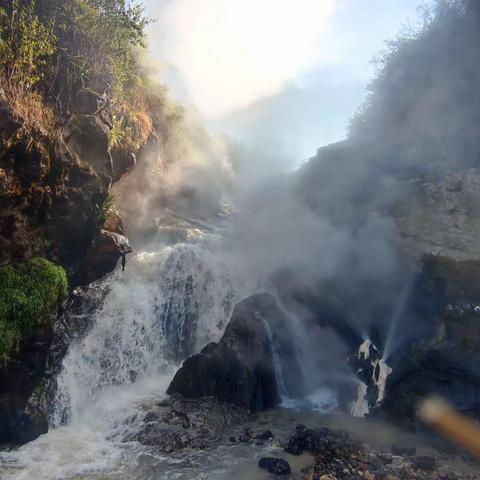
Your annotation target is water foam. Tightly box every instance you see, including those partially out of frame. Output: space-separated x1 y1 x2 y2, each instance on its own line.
1 238 245 479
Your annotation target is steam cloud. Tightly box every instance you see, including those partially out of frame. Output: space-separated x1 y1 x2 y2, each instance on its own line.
118 1 480 395
144 0 337 119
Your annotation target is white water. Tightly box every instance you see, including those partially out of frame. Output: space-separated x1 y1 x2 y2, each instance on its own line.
0 231 359 479
372 358 392 405
350 382 369 417
1 237 248 480
350 339 392 417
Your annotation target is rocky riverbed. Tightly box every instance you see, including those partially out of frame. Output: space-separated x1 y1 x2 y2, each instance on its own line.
125 397 480 480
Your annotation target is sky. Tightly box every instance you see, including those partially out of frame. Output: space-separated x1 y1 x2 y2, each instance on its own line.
143 0 423 166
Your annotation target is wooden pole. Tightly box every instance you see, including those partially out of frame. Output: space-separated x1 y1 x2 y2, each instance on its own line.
419 397 480 458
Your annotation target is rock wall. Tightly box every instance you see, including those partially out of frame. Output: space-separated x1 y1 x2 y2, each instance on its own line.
0 100 138 444
0 101 134 281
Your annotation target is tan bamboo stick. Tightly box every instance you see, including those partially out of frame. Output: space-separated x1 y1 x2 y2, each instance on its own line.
419 397 480 458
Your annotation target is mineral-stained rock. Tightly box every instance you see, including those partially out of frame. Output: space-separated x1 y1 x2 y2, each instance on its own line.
167 293 286 411
258 457 291 476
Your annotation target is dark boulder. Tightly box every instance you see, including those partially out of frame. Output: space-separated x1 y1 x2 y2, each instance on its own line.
167 293 299 411
75 229 132 285
131 395 250 452
284 425 330 456
382 346 480 427
258 457 291 476
63 115 112 192
0 328 53 444
256 429 274 441
111 147 136 183
75 90 100 115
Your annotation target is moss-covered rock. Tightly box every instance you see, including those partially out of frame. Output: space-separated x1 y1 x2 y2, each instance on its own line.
0 257 67 367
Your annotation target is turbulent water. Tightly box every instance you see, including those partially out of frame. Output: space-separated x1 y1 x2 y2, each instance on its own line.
1 234 251 480
0 225 348 480
50 240 241 428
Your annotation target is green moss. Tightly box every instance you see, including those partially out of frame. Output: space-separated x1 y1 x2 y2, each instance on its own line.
0 258 68 367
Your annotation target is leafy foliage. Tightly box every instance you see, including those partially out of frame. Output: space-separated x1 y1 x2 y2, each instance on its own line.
349 0 480 172
0 258 68 367
98 192 118 222
0 0 56 88
0 0 152 148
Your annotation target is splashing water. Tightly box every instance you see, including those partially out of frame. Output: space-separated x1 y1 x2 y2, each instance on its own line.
261 318 290 399
51 240 242 427
1 237 247 480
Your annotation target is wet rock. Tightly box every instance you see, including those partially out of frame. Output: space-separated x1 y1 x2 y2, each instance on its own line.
167 294 283 411
256 429 274 441
382 346 480 427
412 455 437 471
284 426 329 456
20 282 111 435
391 443 416 456
0 327 54 445
294 423 467 480
131 395 250 452
258 457 291 476
75 229 132 285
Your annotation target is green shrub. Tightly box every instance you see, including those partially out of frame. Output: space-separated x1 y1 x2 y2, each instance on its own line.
98 192 118 222
0 0 56 89
0 258 68 367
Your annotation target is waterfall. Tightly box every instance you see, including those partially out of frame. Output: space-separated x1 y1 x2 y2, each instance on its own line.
51 238 243 427
261 318 290 399
0 234 251 480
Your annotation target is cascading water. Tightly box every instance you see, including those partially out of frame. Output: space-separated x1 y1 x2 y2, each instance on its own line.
51 240 240 427
1 234 247 480
261 318 290 400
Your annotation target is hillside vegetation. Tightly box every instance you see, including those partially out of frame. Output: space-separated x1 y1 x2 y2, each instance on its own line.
299 0 480 212
0 0 152 145
0 258 67 367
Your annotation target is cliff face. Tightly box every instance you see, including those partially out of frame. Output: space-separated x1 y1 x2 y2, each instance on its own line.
289 1 480 424
0 100 136 444
0 99 133 278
